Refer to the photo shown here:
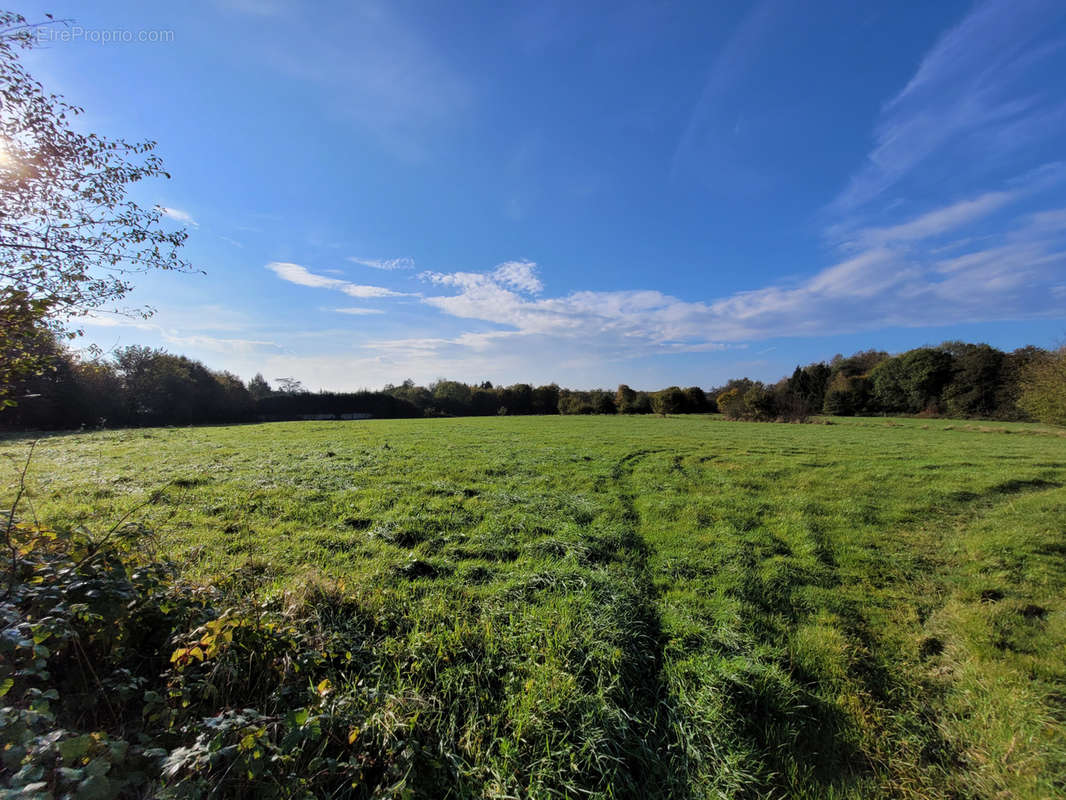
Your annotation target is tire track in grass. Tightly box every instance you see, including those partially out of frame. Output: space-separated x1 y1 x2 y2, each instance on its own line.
621 445 883 798
595 448 693 799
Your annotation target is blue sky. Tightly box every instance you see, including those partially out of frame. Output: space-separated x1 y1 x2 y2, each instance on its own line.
15 0 1066 390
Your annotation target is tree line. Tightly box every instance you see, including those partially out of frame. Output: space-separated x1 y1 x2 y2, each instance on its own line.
2 334 1063 430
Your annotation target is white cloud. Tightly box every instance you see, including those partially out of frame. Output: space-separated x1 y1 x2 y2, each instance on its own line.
159 206 198 227
342 284 407 299
347 256 415 271
164 334 283 354
266 262 410 298
410 203 1066 356
332 307 386 315
842 191 1016 249
492 260 543 293
267 262 347 290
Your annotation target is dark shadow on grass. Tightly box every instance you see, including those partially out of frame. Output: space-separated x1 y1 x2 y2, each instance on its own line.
950 477 1060 504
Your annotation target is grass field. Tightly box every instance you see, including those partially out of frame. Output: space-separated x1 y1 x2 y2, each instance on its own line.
3 415 1065 798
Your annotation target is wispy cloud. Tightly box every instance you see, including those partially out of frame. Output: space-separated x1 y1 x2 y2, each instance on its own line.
266 262 411 298
239 2 472 157
670 0 787 184
219 0 287 14
347 256 415 271
841 190 1016 249
164 334 283 354
81 307 283 355
834 0 1066 212
159 206 198 227
332 307 386 315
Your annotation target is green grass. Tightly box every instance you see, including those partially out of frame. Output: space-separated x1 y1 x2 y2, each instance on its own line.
3 414 1065 798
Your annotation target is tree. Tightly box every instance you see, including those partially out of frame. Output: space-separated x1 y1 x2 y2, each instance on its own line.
773 376 809 422
0 290 57 407
1018 347 1066 426
996 346 1046 420
615 384 637 413
0 13 193 403
682 386 708 413
592 390 617 415
248 373 273 401
532 384 560 414
786 363 830 414
742 384 776 420
557 389 593 415
274 377 305 394
499 383 533 414
942 343 1004 418
870 357 909 413
897 348 953 413
651 386 685 416
430 379 471 414
716 388 744 419
830 350 889 378
822 374 870 416
212 370 253 421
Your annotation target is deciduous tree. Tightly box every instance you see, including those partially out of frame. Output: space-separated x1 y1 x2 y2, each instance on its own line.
1018 347 1066 426
0 13 193 403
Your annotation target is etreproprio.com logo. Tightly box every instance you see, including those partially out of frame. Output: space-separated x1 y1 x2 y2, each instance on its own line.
36 25 175 45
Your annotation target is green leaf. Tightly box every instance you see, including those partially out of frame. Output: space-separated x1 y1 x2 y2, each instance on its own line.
58 733 93 764
76 773 112 800
0 677 13 698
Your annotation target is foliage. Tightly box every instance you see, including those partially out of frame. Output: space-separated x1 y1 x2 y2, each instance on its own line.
0 13 193 400
716 387 745 420
247 373 272 401
1018 347 1066 425
0 290 57 408
822 373 868 416
558 388 616 415
942 342 1005 418
650 386 685 416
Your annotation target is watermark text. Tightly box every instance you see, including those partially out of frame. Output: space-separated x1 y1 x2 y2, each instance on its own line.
36 25 174 45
